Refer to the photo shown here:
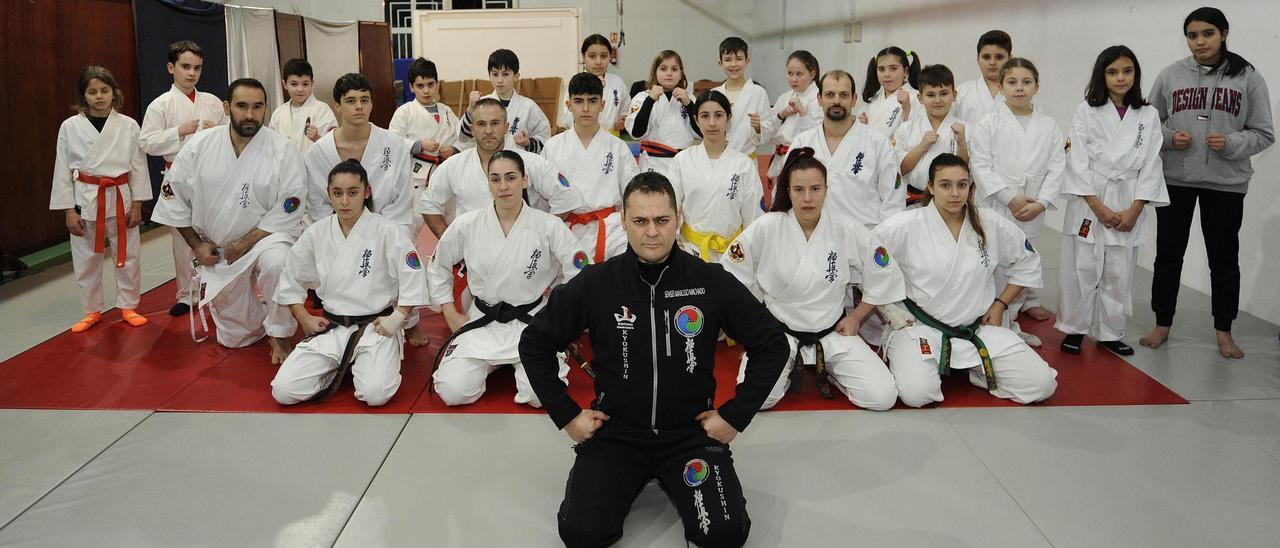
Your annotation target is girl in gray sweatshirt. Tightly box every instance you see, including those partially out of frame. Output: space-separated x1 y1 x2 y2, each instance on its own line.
1141 6 1273 358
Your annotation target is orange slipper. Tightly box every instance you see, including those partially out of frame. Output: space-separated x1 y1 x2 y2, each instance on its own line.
122 309 148 327
71 312 102 333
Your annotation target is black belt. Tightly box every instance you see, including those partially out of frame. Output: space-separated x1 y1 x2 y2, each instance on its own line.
305 306 394 402
430 297 543 385
784 317 841 399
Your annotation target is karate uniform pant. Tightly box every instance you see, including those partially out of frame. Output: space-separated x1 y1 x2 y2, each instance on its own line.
991 203 1046 324
206 246 296 348
885 327 1057 407
558 428 750 548
738 333 898 411
70 217 141 314
1056 237 1134 341
570 216 628 263
271 325 402 407
433 353 568 407
171 227 196 301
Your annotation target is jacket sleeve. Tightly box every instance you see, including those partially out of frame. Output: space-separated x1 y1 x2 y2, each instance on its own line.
1223 71 1275 160
1148 70 1177 151
519 270 592 429
713 266 788 432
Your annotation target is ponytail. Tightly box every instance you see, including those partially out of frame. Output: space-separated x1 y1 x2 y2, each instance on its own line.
862 47 919 103
770 147 827 213
1184 7 1253 79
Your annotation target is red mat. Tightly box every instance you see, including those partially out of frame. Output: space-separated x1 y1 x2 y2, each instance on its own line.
0 280 1185 414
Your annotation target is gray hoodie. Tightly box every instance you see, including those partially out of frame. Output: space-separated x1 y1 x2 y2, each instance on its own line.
1149 56 1274 193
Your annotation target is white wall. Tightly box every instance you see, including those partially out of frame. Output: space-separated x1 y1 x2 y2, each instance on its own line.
517 0 759 90
750 0 1280 324
214 0 383 22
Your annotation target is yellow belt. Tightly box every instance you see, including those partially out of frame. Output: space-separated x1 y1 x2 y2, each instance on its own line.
681 224 743 262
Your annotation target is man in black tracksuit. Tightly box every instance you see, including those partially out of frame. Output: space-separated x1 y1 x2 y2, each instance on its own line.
520 172 788 548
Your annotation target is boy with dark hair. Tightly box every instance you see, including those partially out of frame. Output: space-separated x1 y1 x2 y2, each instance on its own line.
710 36 771 156
543 72 641 263
139 39 227 317
389 57 461 194
458 49 551 153
955 30 1013 124
894 64 969 205
269 58 337 154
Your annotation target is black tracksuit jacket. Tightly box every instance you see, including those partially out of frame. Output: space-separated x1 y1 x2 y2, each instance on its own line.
519 245 788 435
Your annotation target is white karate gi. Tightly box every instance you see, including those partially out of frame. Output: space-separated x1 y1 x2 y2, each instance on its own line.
625 90 699 179
790 124 905 229
856 84 923 138
711 79 771 156
542 128 640 263
152 126 305 348
954 78 1003 126
760 82 823 178
969 102 1066 324
388 99 461 190
721 210 898 410
458 91 551 152
49 110 153 314
893 112 965 195
270 212 430 406
140 85 227 302
267 95 337 155
1056 101 1169 341
558 72 630 130
304 125 416 230
669 144 763 262
418 144 583 223
428 205 586 407
866 206 1058 407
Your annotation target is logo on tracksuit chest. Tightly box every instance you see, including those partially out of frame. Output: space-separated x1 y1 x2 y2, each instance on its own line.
675 305 704 373
615 306 636 380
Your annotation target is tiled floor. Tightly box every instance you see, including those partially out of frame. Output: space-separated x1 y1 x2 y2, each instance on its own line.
1 229 1277 547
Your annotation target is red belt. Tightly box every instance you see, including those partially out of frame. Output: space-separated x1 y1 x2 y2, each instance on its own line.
775 145 790 158
413 152 444 165
566 206 617 263
640 141 680 158
76 171 130 268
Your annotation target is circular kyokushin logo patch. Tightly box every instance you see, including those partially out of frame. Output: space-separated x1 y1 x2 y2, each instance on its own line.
683 458 709 487
674 305 704 338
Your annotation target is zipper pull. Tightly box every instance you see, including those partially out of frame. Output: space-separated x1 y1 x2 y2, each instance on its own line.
664 310 672 356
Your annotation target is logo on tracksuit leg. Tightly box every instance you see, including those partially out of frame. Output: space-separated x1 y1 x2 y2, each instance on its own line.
683 458 709 487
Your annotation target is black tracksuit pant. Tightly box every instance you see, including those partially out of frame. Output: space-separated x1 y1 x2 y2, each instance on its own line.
1151 184 1246 332
557 427 750 548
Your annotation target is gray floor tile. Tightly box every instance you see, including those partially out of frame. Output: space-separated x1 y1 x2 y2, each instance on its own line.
944 405 1280 548
0 413 408 547
1196 399 1280 462
0 410 149 529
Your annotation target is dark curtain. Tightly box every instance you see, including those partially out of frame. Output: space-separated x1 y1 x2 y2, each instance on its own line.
132 0 228 213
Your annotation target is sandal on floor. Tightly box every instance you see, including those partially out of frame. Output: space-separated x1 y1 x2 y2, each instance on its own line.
1098 340 1135 356
122 309 148 327
1060 334 1084 354
71 312 102 333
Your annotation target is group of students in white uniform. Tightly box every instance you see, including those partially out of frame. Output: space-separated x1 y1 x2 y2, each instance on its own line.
49 5 1272 412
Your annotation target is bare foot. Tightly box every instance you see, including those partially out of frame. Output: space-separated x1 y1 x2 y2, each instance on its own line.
1023 306 1053 321
1139 325 1170 349
269 336 293 365
1216 330 1245 359
406 324 432 348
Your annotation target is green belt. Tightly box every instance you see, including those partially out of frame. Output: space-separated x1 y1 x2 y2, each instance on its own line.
902 299 997 391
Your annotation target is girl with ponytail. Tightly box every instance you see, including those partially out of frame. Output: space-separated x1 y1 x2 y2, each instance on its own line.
719 146 899 410
1141 7 1274 358
862 153 1058 408
857 46 923 137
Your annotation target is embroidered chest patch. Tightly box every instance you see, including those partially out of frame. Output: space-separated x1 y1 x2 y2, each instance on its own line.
850 152 865 174
359 249 374 277
380 147 392 171
825 251 839 282
524 249 543 279
238 182 251 208
726 173 740 200
602 152 615 175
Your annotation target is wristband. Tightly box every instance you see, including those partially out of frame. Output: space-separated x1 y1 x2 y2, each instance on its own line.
993 298 1009 309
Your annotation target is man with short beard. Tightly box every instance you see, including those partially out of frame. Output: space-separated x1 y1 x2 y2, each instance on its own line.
789 70 904 230
152 78 306 364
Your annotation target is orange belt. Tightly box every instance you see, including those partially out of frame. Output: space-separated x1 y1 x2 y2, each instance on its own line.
640 140 680 158
775 145 790 158
76 171 130 268
566 206 617 263
413 152 444 165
